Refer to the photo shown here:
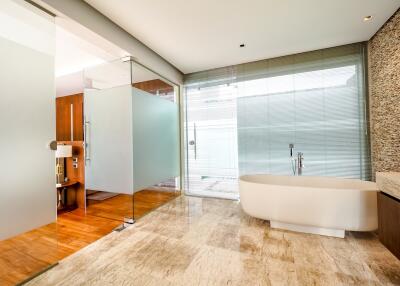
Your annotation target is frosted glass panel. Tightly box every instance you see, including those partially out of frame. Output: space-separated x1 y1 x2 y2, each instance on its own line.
132 88 179 192
0 0 55 240
84 86 133 194
0 1 56 283
0 0 54 56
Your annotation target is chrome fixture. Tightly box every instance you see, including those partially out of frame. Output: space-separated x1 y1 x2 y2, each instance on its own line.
189 123 197 160
84 119 90 164
289 144 304 175
297 152 305 176
289 144 296 175
72 157 78 169
289 143 294 157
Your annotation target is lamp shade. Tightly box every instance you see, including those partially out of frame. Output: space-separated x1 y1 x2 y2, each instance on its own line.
56 145 72 158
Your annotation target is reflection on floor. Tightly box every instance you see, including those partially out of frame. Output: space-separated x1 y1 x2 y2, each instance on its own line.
86 189 179 222
186 176 239 200
87 193 133 221
0 189 179 286
28 195 400 286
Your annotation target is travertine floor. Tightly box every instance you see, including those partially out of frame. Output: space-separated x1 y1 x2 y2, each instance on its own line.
27 196 400 286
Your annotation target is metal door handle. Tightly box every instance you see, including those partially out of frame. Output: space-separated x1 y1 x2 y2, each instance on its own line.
84 119 90 164
193 123 197 160
70 103 74 141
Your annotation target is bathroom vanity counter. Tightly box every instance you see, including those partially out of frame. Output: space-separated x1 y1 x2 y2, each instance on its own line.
376 172 400 200
376 172 400 260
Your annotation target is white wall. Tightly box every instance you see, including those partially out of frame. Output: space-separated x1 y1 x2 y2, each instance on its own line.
0 0 56 240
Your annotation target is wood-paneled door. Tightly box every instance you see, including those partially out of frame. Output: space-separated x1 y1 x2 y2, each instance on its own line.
56 94 83 141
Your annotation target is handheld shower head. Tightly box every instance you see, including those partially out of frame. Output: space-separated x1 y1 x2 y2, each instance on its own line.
289 143 294 157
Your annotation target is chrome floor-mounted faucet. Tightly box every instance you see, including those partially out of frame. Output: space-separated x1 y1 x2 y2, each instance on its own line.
289 144 305 175
297 152 304 175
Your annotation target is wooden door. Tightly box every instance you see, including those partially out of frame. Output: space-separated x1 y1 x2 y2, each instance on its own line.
56 96 71 141
56 94 83 141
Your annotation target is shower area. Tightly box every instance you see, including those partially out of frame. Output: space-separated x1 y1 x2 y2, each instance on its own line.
184 43 371 200
83 57 181 224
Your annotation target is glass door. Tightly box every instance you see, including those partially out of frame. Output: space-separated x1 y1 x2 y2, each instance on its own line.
0 1 57 284
130 61 181 214
84 59 134 224
83 59 181 226
185 84 239 199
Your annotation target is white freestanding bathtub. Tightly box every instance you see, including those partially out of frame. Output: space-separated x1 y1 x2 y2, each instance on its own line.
239 175 378 238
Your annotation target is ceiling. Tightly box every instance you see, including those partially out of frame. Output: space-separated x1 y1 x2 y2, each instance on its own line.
84 0 399 74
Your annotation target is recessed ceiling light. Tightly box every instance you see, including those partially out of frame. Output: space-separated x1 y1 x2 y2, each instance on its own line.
363 15 372 22
240 43 245 48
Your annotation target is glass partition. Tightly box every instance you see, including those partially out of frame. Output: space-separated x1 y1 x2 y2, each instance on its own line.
131 87 180 192
131 61 181 195
0 0 57 284
84 59 180 225
84 58 132 90
84 59 134 223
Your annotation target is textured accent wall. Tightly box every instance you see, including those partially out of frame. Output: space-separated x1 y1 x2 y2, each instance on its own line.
368 9 400 175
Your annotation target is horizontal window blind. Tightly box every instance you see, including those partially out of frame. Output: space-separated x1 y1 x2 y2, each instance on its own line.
185 44 363 89
184 43 371 199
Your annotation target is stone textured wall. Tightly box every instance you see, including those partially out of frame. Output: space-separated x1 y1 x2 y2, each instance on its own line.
368 9 400 175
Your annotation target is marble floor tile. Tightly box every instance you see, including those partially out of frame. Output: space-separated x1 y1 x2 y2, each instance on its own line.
320 236 379 281
180 246 271 286
261 228 295 263
181 213 221 245
263 257 298 286
124 235 199 282
26 195 400 286
206 222 265 256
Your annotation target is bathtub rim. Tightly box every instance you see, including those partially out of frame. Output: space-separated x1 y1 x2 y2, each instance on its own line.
239 174 377 191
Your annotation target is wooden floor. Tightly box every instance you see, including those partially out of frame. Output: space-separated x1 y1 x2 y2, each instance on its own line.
86 189 179 222
27 195 400 286
0 190 179 286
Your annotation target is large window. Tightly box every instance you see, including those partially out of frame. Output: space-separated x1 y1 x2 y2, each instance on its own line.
184 44 370 199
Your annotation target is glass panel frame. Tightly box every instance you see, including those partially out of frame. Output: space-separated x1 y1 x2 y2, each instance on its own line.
84 57 182 223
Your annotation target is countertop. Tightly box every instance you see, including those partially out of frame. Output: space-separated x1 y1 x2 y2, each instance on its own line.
376 172 400 200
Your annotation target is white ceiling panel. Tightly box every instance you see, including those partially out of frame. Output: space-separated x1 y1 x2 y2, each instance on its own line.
85 0 399 73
